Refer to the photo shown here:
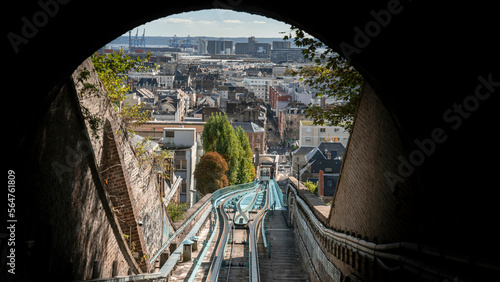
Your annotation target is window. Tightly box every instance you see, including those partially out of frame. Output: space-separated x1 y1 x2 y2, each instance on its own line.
165 131 175 137
306 128 311 133
325 167 333 172
305 137 312 142
334 128 340 132
175 159 188 170
320 128 326 133
181 181 187 193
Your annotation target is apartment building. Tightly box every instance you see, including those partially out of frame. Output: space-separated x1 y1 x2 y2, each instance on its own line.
242 77 273 102
162 127 198 207
299 121 350 148
269 85 292 111
278 101 309 147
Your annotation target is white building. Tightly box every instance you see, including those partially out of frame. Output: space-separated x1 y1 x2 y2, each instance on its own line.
162 127 198 207
279 81 314 105
299 121 350 148
242 77 274 102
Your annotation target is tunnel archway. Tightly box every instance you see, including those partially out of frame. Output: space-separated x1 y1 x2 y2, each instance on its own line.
4 1 500 281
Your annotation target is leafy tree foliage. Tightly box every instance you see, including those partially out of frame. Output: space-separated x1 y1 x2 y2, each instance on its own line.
91 50 152 129
166 201 188 222
201 113 256 186
194 151 229 195
202 113 240 185
283 27 364 132
91 50 149 104
304 180 318 195
87 51 172 180
235 126 256 183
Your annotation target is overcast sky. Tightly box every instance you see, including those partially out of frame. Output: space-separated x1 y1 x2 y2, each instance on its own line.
126 9 292 38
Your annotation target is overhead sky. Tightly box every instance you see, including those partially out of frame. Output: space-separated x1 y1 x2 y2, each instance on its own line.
125 9 292 38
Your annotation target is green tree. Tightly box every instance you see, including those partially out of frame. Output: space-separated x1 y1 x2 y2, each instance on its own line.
194 151 229 194
283 27 364 132
91 50 152 130
235 126 255 183
202 113 241 185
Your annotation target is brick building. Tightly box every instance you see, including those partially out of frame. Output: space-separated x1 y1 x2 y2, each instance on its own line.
269 85 292 111
231 121 266 152
278 101 309 147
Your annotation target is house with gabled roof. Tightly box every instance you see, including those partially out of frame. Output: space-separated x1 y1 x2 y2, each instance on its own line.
293 141 346 200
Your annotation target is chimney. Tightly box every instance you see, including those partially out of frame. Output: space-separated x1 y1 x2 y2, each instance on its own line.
319 170 324 197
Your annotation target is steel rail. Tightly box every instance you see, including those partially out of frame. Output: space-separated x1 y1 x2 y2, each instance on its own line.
249 183 270 282
225 224 236 282
207 193 237 282
207 185 260 282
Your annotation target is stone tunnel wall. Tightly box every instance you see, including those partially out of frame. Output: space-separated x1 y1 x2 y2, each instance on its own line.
27 58 171 280
285 82 420 282
325 82 418 279
328 82 415 243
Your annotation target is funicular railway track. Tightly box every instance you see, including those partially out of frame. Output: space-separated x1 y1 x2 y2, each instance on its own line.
88 175 283 282
206 167 278 282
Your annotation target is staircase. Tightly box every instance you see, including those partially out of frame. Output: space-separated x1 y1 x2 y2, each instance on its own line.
258 209 310 281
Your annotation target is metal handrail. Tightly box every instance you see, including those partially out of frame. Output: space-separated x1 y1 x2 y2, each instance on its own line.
186 206 219 282
206 181 260 281
87 180 260 282
286 179 500 281
149 194 211 265
249 184 269 282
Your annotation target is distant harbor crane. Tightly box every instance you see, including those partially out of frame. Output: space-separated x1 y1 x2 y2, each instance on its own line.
128 28 146 51
167 35 196 49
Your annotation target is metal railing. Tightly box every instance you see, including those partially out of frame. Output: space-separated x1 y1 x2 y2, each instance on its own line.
85 180 260 281
206 182 261 282
149 194 212 265
286 179 500 282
